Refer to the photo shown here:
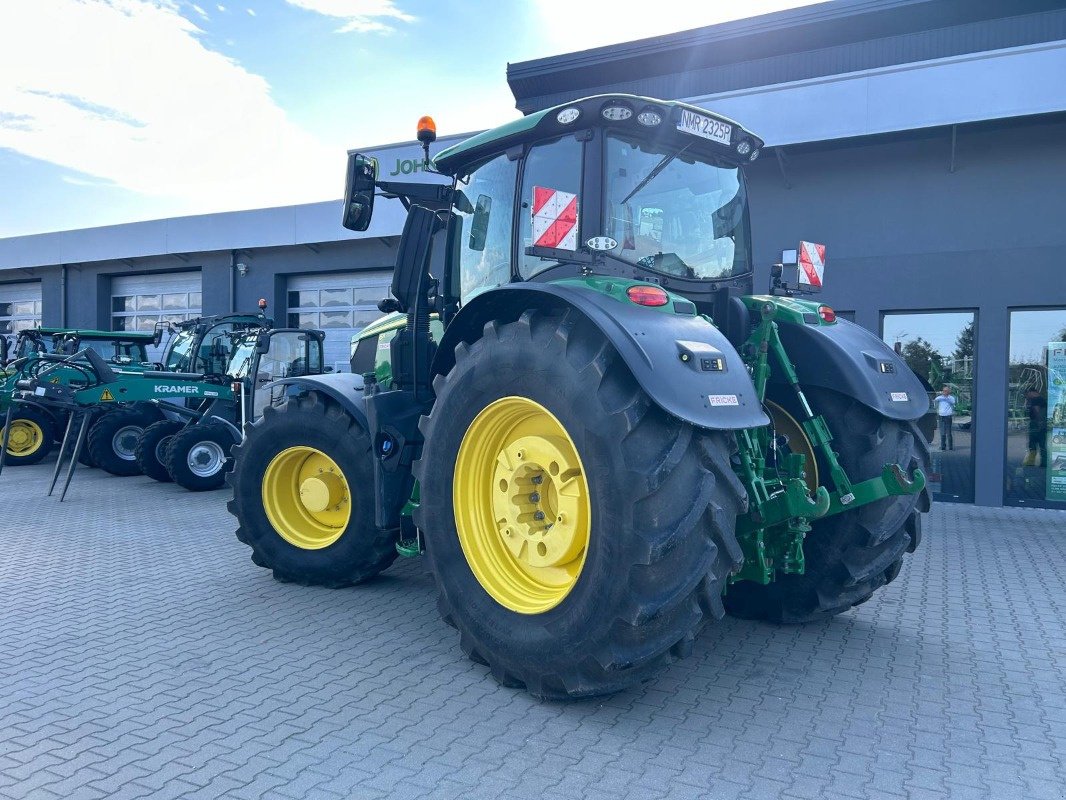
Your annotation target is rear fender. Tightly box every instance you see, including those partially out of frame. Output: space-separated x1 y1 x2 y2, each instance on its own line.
433 283 769 430
774 316 930 421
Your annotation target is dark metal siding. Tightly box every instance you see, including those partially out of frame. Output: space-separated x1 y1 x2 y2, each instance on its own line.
510 2 1066 111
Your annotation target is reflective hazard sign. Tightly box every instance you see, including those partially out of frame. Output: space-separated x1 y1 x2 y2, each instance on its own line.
100 388 115 401
531 186 578 251
797 241 826 289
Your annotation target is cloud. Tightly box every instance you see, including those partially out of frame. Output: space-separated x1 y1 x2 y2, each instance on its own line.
0 0 339 212
283 0 415 34
190 3 208 19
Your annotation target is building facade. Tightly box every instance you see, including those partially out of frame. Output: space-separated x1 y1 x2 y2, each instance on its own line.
1 0 1064 508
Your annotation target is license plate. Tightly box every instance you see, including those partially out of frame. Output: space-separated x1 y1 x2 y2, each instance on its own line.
676 109 732 146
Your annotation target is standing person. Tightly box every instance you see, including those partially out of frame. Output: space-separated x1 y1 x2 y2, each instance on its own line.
1024 388 1047 467
935 386 956 450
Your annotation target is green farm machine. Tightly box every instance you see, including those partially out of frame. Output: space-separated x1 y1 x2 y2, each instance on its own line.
229 95 931 698
0 327 160 466
5 322 324 496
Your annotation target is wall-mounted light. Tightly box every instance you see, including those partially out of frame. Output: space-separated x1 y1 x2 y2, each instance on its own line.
236 262 249 277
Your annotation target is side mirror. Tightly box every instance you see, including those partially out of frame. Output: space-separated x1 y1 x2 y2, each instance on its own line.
342 153 378 232
469 194 491 251
0 335 8 367
255 332 271 355
152 322 166 347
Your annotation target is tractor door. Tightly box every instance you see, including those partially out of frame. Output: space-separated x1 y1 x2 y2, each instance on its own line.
248 329 324 421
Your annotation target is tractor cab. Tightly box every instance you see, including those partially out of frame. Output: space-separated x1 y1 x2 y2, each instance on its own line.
226 328 325 424
159 311 272 375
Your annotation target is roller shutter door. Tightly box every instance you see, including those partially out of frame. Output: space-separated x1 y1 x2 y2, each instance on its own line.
112 272 202 360
287 271 392 373
0 281 43 354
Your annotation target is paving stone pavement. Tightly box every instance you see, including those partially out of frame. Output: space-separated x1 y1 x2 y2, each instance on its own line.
3 459 1066 800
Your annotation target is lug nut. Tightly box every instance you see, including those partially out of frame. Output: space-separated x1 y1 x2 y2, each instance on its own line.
533 511 545 521
531 475 543 485
529 492 540 503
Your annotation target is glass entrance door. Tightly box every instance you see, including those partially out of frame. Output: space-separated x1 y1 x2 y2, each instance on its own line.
883 311 976 503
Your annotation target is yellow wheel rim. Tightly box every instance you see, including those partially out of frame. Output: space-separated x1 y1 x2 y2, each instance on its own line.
262 446 352 550
454 396 591 615
766 400 819 493
4 419 44 457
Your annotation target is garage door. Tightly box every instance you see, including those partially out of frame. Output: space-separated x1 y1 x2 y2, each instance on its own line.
112 272 202 360
0 281 43 354
287 271 392 373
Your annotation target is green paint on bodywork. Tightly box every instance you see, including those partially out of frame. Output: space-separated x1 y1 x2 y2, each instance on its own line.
743 295 833 326
550 277 695 316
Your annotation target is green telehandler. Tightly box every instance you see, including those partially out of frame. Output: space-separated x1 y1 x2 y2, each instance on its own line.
8 326 325 496
229 95 930 698
0 326 161 466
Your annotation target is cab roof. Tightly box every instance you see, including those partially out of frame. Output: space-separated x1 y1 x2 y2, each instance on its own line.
432 93 763 176
34 327 155 342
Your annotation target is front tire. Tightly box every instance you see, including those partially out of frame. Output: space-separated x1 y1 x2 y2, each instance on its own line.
228 393 398 586
415 310 746 699
725 388 931 623
164 423 235 491
87 406 160 476
1 406 55 466
136 419 184 482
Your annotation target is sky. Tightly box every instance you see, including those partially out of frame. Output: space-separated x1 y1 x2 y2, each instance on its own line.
0 0 820 238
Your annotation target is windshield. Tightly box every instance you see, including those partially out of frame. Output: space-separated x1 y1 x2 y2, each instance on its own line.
163 329 196 371
604 132 751 280
227 338 256 379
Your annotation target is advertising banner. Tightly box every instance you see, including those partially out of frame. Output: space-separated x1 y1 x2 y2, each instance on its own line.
1047 342 1066 502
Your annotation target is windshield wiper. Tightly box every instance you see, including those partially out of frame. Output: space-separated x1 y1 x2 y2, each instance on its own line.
621 143 692 205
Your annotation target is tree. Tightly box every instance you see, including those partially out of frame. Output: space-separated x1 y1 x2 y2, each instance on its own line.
900 337 943 383
954 320 975 361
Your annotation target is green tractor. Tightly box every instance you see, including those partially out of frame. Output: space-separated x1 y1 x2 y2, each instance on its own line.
9 326 325 495
77 312 270 477
229 95 930 698
0 327 160 466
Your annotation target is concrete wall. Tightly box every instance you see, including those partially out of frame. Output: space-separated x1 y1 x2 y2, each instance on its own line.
745 113 1066 505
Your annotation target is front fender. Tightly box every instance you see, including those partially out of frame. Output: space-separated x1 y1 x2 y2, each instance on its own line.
270 373 369 431
433 283 769 431
774 316 930 421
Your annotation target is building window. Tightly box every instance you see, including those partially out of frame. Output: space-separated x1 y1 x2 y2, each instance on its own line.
0 299 42 334
111 291 202 332
883 311 976 503
1005 308 1066 508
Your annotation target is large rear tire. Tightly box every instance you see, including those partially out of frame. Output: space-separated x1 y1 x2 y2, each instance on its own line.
1 406 54 466
414 310 746 699
164 423 235 491
136 419 184 482
228 392 398 586
87 406 160 476
724 388 931 623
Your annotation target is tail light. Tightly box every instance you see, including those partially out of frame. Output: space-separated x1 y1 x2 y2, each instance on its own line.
818 305 837 323
626 285 669 307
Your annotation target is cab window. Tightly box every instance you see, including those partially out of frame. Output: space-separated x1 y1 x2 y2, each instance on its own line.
453 153 517 301
518 136 584 278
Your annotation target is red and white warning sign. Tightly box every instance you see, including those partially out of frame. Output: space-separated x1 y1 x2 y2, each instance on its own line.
531 186 578 251
797 241 826 289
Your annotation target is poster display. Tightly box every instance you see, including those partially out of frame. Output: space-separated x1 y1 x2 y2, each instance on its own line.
1048 342 1066 502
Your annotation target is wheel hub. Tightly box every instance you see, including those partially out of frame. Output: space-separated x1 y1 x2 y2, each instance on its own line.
188 441 225 477
299 471 345 513
262 446 351 550
492 435 586 569
454 396 591 614
113 425 143 460
5 420 42 455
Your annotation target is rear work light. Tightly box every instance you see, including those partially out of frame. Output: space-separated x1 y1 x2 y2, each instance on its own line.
818 305 837 323
627 285 669 307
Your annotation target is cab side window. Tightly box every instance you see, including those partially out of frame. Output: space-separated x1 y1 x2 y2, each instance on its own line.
518 136 584 278
454 153 517 301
